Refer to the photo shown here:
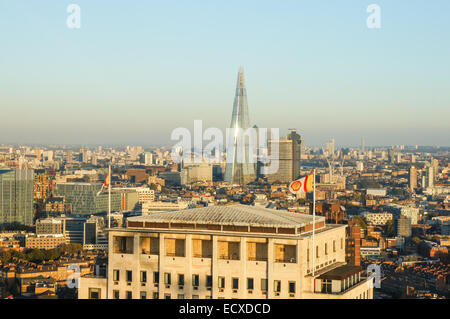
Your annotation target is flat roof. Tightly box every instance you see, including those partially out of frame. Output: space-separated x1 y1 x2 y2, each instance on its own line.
318 265 362 280
127 204 324 229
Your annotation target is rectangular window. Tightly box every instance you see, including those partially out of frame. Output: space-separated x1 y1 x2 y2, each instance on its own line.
153 292 159 299
164 294 171 299
113 290 119 299
333 240 336 252
140 271 147 283
178 294 185 299
307 248 310 262
218 277 225 289
206 275 212 288
247 278 254 290
113 269 120 281
192 274 199 287
232 278 239 290
126 291 132 299
274 280 281 293
261 279 268 291
164 273 171 285
114 236 133 254
153 272 159 283
321 280 332 294
89 288 100 299
126 270 132 282
325 243 328 255
140 291 147 299
289 281 296 294
178 274 185 286
316 245 319 258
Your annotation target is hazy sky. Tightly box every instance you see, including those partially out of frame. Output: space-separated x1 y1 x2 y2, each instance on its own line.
0 0 449 147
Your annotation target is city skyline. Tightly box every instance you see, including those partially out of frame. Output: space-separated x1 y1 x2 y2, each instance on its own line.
1 1 449 146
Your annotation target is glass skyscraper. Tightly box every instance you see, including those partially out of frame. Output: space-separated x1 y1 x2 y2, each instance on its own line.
0 169 34 226
224 67 256 185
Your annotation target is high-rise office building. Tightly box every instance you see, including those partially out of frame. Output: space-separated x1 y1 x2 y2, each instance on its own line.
0 169 34 226
396 216 412 238
224 68 256 185
422 162 435 189
54 182 121 215
361 137 365 152
409 166 417 191
266 130 301 184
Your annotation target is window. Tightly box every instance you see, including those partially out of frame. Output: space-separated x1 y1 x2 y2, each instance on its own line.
232 278 239 290
153 292 159 299
307 248 310 262
340 238 343 249
113 270 120 281
126 270 132 282
164 273 171 285
289 281 296 294
154 272 159 284
140 271 147 283
89 288 100 299
325 243 328 255
141 237 159 255
178 274 185 286
218 277 225 289
333 240 336 252
247 278 254 290
192 274 199 287
114 236 133 254
126 291 132 299
274 280 281 293
261 279 268 291
321 280 332 293
140 291 147 299
206 275 212 288
165 238 185 257
192 295 199 299
316 246 319 258
178 294 185 299
113 290 119 299
164 294 171 299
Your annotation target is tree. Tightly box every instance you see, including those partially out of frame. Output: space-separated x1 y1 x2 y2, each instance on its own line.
352 216 368 229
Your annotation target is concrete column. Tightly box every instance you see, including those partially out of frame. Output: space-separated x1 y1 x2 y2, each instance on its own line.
211 235 218 299
158 233 165 299
240 237 247 298
185 234 193 298
267 238 274 299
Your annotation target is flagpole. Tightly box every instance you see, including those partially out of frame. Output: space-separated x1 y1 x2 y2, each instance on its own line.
108 164 111 229
312 169 316 277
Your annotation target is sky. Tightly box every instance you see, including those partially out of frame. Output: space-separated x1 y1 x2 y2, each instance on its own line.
0 0 449 147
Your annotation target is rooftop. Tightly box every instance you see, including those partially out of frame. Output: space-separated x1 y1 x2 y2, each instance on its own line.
318 265 362 280
126 204 326 235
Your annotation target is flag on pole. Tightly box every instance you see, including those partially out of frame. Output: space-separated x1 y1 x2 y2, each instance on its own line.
288 174 313 194
96 173 110 196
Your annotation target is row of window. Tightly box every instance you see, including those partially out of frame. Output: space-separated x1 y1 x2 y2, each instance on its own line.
112 270 296 294
115 236 344 264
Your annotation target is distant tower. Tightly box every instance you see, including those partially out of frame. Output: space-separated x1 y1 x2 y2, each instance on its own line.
361 137 365 152
409 166 417 191
224 67 256 185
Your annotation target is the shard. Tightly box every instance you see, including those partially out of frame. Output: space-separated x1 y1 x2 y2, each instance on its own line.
224 67 257 185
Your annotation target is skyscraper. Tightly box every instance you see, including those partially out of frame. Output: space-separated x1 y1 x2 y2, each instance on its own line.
266 130 301 184
224 67 256 185
0 169 34 226
361 137 365 152
409 166 417 191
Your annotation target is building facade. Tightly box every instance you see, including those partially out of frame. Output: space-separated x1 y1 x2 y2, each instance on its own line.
79 205 373 299
0 169 34 226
